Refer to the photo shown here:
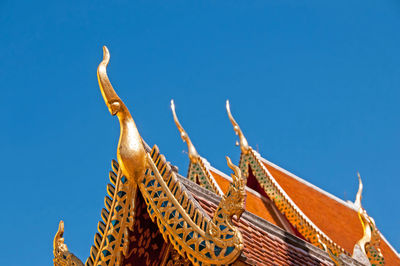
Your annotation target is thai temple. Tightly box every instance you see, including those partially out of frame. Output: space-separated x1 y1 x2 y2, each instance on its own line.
53 46 399 266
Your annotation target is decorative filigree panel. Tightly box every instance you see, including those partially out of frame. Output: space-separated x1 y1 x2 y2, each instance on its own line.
139 145 244 265
85 160 137 266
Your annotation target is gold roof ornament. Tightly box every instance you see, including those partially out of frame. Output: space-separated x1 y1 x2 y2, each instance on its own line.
143 145 245 265
226 101 346 257
51 46 398 266
85 46 147 266
83 47 246 265
354 172 363 211
170 100 200 164
353 173 385 265
97 46 147 183
53 221 83 266
171 100 224 195
226 100 249 155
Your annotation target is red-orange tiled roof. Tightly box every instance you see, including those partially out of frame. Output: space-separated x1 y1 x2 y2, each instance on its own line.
261 160 400 264
206 156 399 264
192 191 335 265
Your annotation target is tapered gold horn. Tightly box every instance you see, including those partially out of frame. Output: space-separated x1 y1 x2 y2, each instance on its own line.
171 100 199 163
226 100 249 154
97 46 146 183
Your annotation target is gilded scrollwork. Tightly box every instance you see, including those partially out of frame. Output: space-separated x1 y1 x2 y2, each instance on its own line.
85 46 146 266
88 46 245 265
140 146 245 265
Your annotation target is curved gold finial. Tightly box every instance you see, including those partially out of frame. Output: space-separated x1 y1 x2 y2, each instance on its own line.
353 174 384 264
226 100 249 154
53 220 65 254
170 100 200 163
354 173 370 253
53 221 83 266
97 46 146 183
354 172 363 210
98 46 123 116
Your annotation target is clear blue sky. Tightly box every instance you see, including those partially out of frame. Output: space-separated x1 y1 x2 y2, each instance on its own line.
1 1 399 264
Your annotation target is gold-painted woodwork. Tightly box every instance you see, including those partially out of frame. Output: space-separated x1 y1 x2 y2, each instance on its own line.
226 100 249 155
94 46 244 265
140 146 245 265
85 46 146 265
226 103 346 257
97 46 147 184
85 160 137 266
170 100 200 164
354 173 385 265
166 245 192 266
171 100 224 196
53 221 84 266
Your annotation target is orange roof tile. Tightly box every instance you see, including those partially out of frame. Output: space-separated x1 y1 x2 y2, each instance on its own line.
191 192 336 266
261 159 400 264
206 156 399 264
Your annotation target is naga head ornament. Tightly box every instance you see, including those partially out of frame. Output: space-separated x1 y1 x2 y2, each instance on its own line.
226 100 249 154
223 156 246 219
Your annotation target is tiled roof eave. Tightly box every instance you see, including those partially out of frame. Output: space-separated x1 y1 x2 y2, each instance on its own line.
178 176 366 266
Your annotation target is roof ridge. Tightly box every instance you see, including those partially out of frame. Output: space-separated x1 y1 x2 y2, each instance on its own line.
260 155 400 258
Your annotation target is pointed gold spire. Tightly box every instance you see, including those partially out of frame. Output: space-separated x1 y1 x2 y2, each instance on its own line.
97 46 146 183
354 173 371 253
352 173 385 264
170 100 200 163
53 220 65 257
53 221 83 266
226 100 249 154
354 172 363 210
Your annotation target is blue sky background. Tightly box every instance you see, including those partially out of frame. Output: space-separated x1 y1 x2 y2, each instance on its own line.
1 1 399 264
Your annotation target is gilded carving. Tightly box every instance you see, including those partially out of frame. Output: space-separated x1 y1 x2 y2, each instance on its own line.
53 221 83 266
171 100 223 196
226 101 346 257
91 47 245 265
354 173 384 265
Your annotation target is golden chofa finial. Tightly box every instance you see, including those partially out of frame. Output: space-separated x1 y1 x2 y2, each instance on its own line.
53 221 83 266
97 46 146 183
352 173 384 264
354 172 363 210
226 100 249 154
170 100 200 163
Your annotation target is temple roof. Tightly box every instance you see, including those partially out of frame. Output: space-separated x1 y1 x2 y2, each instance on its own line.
262 158 400 264
53 47 398 266
206 157 400 265
179 175 364 266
